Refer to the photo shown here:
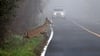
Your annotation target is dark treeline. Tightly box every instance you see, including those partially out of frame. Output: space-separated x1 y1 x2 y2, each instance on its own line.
0 0 47 47
0 0 19 46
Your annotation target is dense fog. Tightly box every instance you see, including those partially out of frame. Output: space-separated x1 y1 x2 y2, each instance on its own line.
47 0 100 21
10 0 47 34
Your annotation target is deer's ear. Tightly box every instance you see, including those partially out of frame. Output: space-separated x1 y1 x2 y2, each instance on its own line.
23 32 30 38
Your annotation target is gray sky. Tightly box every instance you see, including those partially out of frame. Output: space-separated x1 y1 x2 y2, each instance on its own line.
47 0 100 20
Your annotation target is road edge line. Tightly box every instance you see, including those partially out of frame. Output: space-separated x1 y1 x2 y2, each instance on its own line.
71 20 100 38
40 24 54 56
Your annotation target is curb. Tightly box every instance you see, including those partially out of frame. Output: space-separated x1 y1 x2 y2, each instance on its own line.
40 24 54 56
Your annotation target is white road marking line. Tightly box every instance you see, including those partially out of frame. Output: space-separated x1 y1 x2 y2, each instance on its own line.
41 24 54 56
71 20 100 38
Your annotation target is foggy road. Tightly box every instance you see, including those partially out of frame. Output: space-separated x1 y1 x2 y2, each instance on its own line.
45 17 100 56
45 0 100 56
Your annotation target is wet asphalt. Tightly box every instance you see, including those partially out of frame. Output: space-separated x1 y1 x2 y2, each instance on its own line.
45 17 100 56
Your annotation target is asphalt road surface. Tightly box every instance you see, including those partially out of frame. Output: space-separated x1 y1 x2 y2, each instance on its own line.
45 17 100 56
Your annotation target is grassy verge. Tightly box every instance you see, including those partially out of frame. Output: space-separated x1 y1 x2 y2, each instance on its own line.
0 34 45 56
